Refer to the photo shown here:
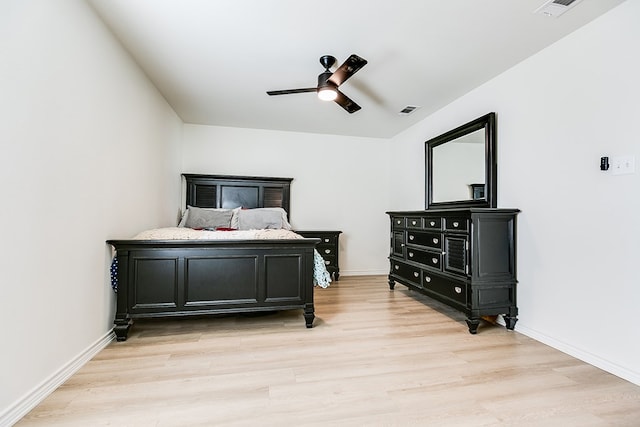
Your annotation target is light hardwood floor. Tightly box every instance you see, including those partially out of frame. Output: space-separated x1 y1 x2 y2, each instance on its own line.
18 275 640 426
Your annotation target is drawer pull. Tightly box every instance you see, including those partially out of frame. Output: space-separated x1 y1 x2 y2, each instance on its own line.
395 265 399 270
433 238 439 244
325 260 330 265
324 249 331 254
453 221 459 227
424 276 431 283
429 221 436 226
408 252 414 258
432 258 438 264
324 238 330 243
413 272 419 278
396 220 402 225
411 220 417 226
409 235 415 241
454 286 462 294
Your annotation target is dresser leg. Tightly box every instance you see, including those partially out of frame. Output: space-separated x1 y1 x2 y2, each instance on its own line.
388 277 395 290
466 317 480 334
504 315 518 330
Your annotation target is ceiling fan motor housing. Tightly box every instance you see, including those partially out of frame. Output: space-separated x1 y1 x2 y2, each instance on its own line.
317 71 336 90
319 55 337 70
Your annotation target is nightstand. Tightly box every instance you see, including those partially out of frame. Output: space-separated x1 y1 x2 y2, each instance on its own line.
295 230 342 281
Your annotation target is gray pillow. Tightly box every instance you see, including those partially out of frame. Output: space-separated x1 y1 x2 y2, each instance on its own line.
237 209 283 230
184 206 233 229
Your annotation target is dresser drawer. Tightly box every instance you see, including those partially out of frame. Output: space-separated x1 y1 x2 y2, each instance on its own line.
422 273 467 305
406 217 423 229
391 261 421 285
406 247 440 269
423 217 442 230
391 217 406 230
406 230 442 250
444 217 469 232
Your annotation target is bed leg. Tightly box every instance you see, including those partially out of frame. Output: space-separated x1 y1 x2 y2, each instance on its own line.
304 304 315 328
113 318 132 341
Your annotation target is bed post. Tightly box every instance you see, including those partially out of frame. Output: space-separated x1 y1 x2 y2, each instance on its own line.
303 303 315 328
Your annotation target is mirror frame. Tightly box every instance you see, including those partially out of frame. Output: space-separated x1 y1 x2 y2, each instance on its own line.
425 112 496 209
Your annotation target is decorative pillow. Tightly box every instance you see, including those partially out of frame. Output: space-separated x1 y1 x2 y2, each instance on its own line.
237 209 285 230
183 206 234 229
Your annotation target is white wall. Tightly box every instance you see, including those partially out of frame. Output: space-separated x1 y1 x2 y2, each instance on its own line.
0 0 182 420
390 0 640 385
182 125 390 276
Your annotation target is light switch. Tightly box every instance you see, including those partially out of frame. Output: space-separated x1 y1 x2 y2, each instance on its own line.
611 156 636 175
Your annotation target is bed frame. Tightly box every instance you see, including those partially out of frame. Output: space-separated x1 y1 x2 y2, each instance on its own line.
107 174 318 341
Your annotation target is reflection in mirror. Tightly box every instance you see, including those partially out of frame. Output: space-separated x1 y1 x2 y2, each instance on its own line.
425 112 496 209
432 128 485 203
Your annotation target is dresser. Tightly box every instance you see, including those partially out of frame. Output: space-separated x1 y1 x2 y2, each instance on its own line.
387 209 519 333
296 231 342 281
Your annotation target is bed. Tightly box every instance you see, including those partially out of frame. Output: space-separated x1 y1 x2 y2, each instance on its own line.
107 174 326 341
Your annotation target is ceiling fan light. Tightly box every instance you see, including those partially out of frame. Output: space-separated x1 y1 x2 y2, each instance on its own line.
318 87 337 101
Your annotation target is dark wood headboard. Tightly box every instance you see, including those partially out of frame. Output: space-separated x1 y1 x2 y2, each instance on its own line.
183 174 293 217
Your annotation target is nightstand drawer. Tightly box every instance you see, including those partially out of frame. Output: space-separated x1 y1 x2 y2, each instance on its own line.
321 255 337 268
318 235 337 246
319 247 336 257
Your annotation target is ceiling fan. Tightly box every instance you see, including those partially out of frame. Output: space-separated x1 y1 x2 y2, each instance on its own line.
267 54 368 113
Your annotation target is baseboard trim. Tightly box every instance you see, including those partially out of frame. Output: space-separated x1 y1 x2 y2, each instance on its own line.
1 331 115 426
516 324 640 387
339 269 389 276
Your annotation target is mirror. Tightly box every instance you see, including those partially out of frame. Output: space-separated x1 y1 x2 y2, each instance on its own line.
425 112 496 209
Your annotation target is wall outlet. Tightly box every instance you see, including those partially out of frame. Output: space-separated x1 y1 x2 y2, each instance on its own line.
611 156 635 175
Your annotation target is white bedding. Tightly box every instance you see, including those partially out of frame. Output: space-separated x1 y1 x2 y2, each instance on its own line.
132 227 332 288
134 227 301 241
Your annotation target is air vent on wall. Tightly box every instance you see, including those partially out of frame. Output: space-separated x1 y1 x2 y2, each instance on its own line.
399 105 420 116
534 0 583 17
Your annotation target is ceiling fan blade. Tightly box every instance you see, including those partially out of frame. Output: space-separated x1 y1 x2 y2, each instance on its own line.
328 54 368 87
334 90 361 114
267 88 316 96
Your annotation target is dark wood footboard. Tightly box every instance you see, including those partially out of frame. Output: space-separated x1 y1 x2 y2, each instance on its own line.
107 238 319 341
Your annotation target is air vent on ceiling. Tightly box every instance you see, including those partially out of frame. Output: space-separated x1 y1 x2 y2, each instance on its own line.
399 105 420 116
534 0 583 17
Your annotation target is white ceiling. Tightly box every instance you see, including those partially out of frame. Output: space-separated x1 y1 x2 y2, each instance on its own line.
88 0 625 139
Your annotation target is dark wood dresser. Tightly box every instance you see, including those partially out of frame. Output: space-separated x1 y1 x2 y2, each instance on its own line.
386 209 519 333
296 230 341 280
